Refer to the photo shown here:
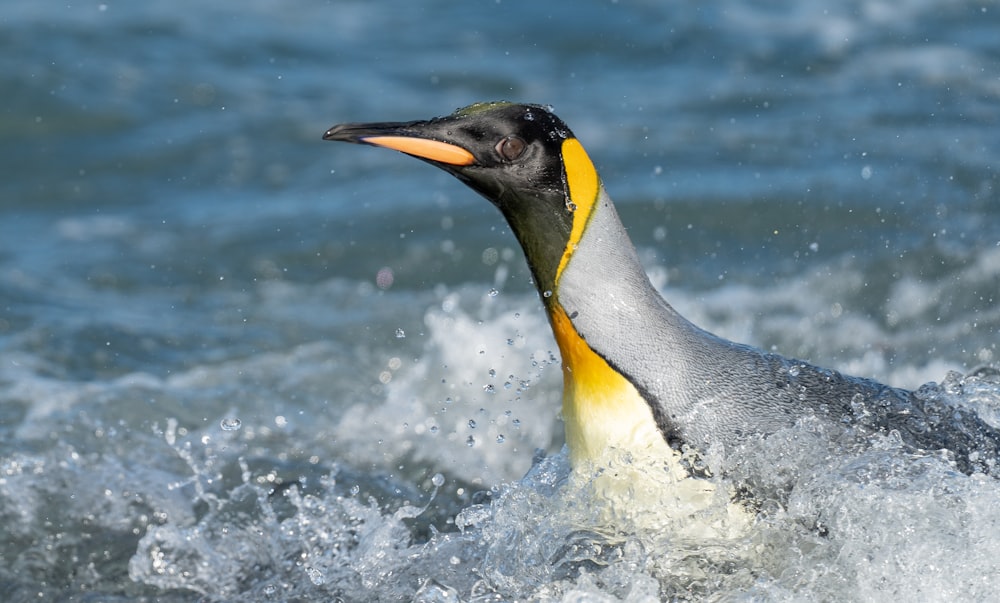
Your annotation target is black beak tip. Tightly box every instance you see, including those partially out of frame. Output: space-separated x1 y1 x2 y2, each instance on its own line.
323 123 366 142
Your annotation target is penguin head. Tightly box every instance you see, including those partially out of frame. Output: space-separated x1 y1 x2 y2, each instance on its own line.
324 102 601 296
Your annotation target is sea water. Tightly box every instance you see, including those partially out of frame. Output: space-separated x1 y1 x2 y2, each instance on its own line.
2 1 999 600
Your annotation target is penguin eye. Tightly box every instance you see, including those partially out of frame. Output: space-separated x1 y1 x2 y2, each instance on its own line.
496 136 526 161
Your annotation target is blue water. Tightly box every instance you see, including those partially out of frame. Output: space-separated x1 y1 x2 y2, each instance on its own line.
2 1 999 600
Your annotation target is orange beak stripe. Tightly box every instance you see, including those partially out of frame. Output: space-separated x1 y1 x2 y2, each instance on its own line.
361 136 475 166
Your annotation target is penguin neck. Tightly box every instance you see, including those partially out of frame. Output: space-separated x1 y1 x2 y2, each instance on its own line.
546 185 677 467
554 184 675 351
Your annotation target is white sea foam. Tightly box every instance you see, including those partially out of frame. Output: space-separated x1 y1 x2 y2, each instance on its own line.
121 384 1000 602
332 287 563 485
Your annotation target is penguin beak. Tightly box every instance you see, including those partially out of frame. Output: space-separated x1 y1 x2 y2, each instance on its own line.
323 122 476 166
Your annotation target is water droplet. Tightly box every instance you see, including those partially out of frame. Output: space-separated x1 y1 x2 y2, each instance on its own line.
263 584 278 596
395 328 406 338
468 419 477 429
350 484 360 496
788 365 801 377
506 338 515 346
483 384 495 394
429 425 439 434
481 247 498 265
431 473 445 487
376 266 394 290
466 435 475 447
512 419 521 428
488 368 496 378
488 288 499 297
496 434 505 443
542 290 553 298
305 566 325 586
220 418 241 432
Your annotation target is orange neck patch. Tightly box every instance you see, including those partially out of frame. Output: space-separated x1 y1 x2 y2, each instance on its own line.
549 304 660 465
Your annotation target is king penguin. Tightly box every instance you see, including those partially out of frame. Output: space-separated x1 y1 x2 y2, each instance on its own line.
323 101 1000 480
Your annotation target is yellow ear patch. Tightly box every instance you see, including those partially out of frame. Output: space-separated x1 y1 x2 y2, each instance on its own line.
557 138 600 281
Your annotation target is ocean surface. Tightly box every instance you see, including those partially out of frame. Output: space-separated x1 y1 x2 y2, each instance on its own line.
2 1 1000 601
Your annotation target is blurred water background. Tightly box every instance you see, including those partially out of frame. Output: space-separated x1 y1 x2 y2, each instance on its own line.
2 1 999 600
